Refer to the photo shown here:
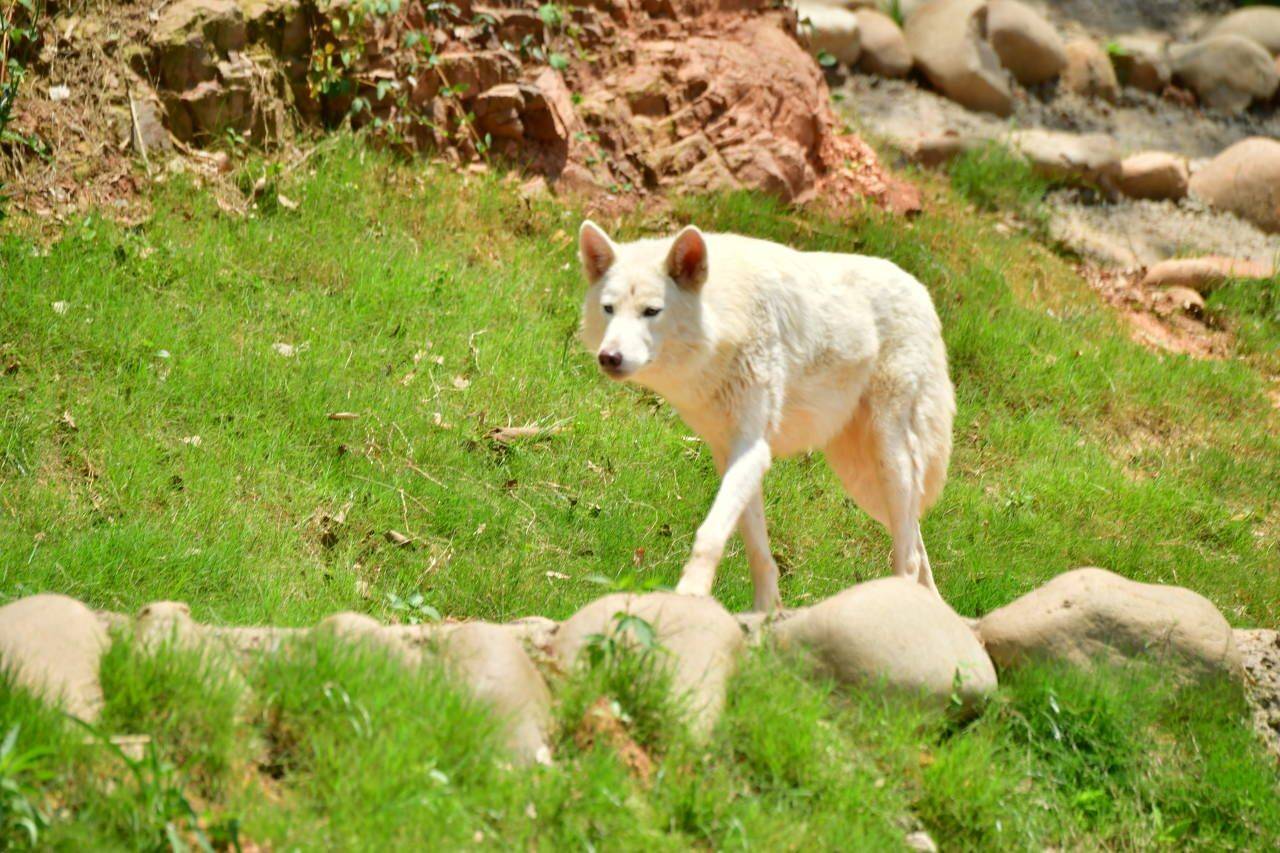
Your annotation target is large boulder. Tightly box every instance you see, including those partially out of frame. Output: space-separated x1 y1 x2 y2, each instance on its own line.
441 623 554 766
0 594 109 721
854 9 913 78
798 3 862 66
1011 128 1121 189
1189 137 1280 233
553 592 745 736
1170 36 1278 113
904 0 1013 116
1111 35 1170 93
1205 7 1280 56
773 578 997 711
1116 150 1189 201
984 0 1067 86
1061 38 1119 102
978 568 1241 680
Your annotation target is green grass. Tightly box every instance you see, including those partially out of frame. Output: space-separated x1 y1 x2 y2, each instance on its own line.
2 140 1277 625
1209 275 1280 376
5 637 1278 849
1 137 1279 846
948 142 1050 224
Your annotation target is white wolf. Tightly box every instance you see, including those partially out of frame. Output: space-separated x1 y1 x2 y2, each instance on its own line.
578 221 955 611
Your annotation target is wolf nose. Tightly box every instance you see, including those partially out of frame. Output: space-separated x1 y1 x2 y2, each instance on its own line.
598 350 623 370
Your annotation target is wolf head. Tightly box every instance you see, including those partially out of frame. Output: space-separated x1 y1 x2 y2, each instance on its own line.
577 220 707 381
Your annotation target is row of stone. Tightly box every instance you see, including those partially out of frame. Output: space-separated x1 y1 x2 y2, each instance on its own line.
0 568 1243 766
801 0 1280 116
914 129 1280 238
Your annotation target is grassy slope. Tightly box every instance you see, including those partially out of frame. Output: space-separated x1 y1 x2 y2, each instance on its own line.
2 142 1278 625
1 139 1279 848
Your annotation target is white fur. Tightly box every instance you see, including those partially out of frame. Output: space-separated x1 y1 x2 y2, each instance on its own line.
578 221 956 611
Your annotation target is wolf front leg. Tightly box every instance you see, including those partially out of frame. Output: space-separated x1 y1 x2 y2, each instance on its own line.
675 396 773 598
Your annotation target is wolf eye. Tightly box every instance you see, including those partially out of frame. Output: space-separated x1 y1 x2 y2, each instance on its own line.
642 306 662 317
602 304 614 315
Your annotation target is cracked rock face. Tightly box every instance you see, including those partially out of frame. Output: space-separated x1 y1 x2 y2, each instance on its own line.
1236 629 1280 762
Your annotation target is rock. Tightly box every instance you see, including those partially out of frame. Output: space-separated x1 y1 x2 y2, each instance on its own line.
978 568 1241 680
521 71 574 145
1189 137 1280 233
1170 36 1278 113
315 611 422 663
854 9 912 78
472 83 525 140
773 578 997 711
164 77 252 142
1111 35 1170 93
1011 129 1120 189
135 600 202 649
1235 628 1280 762
553 592 745 736
1152 285 1206 317
128 94 174 155
910 131 985 167
1116 150 1188 201
1061 38 1120 102
984 0 1067 86
1139 255 1273 293
239 0 309 55
798 4 861 66
434 50 520 98
0 594 109 721
904 0 1013 116
441 623 554 765
152 0 246 91
1205 7 1280 56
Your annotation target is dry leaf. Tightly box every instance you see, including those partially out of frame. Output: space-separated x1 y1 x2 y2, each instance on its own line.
452 375 471 390
277 193 299 211
272 342 298 357
180 435 202 447
486 424 559 443
59 411 77 431
385 529 413 547
52 301 69 315
545 570 570 581
327 412 360 420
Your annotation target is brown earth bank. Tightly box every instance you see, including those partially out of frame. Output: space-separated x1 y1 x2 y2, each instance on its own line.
0 0 919 224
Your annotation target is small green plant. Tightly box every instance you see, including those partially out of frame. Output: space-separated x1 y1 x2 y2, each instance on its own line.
1103 40 1130 58
537 2 564 29
883 0 905 27
0 725 52 848
385 590 441 624
558 612 682 755
816 49 838 69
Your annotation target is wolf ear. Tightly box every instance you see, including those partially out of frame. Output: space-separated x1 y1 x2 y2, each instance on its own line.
666 226 708 291
578 220 617 284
